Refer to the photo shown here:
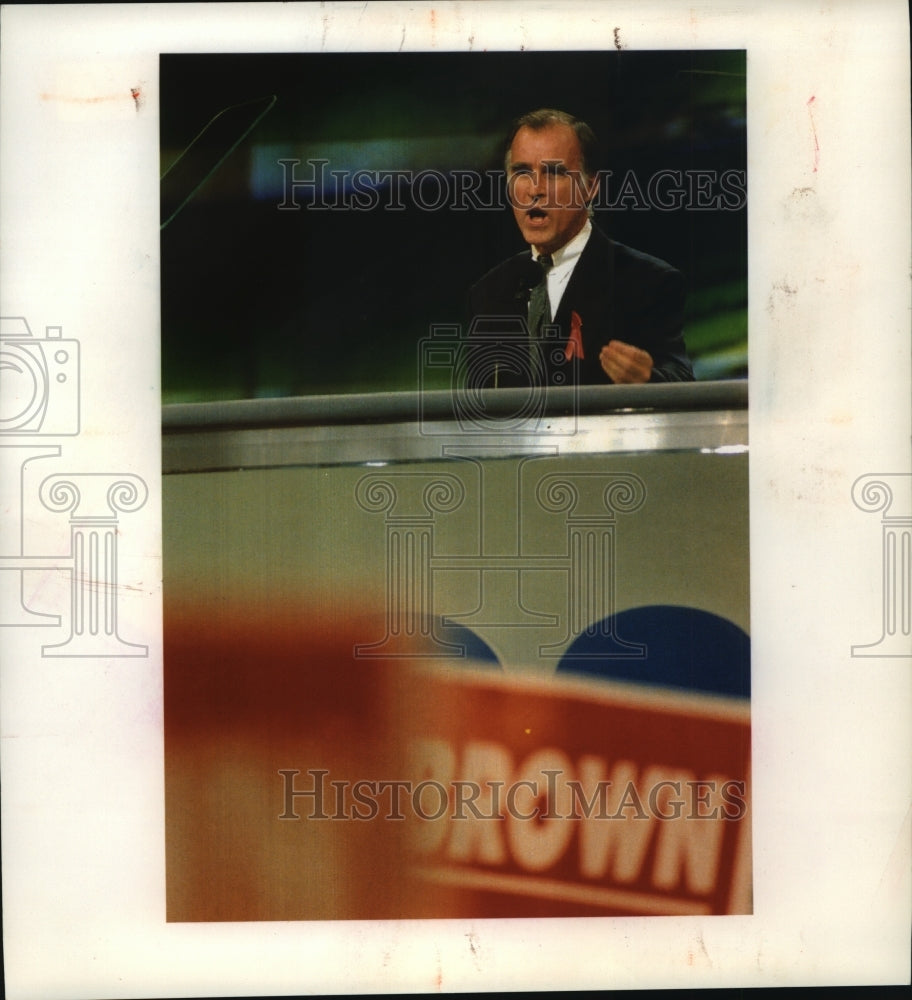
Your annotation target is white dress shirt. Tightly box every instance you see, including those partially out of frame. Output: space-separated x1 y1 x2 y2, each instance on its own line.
532 219 592 320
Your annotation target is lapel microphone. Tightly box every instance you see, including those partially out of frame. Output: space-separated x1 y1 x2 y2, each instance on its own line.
514 257 546 302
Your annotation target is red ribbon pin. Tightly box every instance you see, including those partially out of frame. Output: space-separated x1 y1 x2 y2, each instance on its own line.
565 310 585 360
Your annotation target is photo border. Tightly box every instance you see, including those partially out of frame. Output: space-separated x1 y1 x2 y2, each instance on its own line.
1 2 910 995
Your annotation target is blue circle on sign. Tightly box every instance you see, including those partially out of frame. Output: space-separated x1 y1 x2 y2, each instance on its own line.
433 617 502 669
557 605 750 699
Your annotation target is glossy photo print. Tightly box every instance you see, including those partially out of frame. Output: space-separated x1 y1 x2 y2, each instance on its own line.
161 49 752 921
3 3 909 995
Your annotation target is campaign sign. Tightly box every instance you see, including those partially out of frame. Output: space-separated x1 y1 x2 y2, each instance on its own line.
397 666 751 918
165 601 750 921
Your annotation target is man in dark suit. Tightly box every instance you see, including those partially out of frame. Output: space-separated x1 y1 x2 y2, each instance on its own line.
467 109 693 386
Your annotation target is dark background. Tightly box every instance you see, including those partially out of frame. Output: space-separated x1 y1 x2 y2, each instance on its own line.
160 50 747 402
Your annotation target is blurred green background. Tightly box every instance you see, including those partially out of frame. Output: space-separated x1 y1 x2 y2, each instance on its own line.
161 50 746 402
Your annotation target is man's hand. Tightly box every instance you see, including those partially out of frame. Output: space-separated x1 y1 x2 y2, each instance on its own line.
599 340 654 384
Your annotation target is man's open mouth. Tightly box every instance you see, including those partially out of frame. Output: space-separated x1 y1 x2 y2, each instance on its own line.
527 207 548 220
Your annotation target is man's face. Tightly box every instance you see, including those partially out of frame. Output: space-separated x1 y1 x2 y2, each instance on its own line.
507 123 598 255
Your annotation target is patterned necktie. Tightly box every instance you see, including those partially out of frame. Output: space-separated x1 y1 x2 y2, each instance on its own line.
527 253 554 339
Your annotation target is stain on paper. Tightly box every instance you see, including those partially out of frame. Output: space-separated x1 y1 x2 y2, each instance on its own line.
807 95 820 172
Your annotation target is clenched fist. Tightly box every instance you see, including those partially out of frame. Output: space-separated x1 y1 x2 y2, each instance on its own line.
599 340 654 384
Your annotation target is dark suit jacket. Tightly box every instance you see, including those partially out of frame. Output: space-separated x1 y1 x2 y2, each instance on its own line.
467 225 694 385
